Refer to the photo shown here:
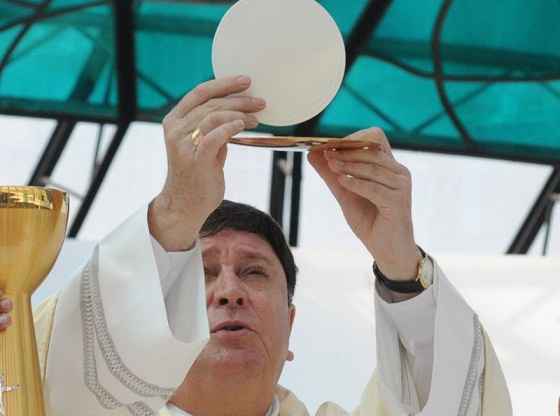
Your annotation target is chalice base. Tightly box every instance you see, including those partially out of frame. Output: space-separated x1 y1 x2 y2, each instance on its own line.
0 293 46 416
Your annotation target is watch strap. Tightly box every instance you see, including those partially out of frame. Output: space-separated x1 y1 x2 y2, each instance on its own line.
373 247 428 294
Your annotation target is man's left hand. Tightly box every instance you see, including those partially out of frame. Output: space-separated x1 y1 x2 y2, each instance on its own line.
308 127 421 281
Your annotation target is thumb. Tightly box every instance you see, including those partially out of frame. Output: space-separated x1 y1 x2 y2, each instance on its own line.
218 144 228 169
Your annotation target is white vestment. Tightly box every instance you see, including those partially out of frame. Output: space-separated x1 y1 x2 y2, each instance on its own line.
34 206 512 416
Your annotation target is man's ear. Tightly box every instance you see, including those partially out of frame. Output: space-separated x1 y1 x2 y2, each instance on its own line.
286 304 296 362
288 304 296 332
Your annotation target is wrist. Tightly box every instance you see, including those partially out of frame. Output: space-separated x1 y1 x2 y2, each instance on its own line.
148 194 202 251
375 246 422 282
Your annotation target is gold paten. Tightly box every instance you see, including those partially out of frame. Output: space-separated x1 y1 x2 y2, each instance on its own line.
0 187 69 416
230 136 380 152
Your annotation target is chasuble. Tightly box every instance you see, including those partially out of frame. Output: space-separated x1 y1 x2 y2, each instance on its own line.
33 206 512 416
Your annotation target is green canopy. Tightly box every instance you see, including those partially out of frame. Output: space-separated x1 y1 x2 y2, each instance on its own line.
1 0 559 164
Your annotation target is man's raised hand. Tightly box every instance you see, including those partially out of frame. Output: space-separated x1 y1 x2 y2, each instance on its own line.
149 76 266 251
308 128 421 280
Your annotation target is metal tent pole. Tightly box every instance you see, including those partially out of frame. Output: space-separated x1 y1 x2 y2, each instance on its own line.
28 120 77 186
69 122 130 236
269 151 289 229
507 167 560 254
68 0 137 236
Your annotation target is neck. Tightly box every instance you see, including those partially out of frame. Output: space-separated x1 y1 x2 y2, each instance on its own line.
169 368 275 416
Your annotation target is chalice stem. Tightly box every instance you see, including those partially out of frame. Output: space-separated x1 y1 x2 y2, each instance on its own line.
0 291 46 416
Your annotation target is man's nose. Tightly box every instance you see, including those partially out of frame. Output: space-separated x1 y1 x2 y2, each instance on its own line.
213 269 246 308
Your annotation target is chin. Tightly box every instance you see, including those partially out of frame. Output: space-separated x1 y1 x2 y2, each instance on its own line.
203 339 267 377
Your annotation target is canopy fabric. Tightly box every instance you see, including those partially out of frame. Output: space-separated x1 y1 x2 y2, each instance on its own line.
1 0 559 163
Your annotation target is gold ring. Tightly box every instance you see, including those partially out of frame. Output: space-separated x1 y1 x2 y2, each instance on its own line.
190 128 202 148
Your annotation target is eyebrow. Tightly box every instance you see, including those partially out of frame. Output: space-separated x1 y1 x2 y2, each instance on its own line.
202 246 275 266
237 251 274 266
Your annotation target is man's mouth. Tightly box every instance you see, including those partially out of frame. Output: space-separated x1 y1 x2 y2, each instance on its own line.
211 321 253 334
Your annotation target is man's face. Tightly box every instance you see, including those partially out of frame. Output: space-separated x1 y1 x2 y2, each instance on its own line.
198 229 296 382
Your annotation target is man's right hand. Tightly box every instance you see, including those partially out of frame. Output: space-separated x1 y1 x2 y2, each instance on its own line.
0 289 13 332
149 76 266 251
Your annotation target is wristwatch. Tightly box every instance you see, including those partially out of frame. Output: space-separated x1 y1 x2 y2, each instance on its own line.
373 247 433 294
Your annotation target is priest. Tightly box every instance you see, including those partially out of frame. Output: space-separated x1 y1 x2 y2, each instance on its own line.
0 76 511 415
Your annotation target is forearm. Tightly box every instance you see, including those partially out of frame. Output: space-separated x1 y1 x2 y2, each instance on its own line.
151 234 208 343
376 282 436 407
374 258 494 414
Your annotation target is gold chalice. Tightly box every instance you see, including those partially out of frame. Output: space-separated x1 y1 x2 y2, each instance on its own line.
0 187 69 416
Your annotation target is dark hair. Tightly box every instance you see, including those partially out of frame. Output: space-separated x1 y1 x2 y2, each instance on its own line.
200 200 297 304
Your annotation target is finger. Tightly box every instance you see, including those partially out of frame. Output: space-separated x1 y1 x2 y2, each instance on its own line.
345 127 393 155
0 313 12 330
338 175 395 206
198 111 258 136
164 119 197 155
198 120 246 160
182 96 265 132
173 76 253 117
308 151 351 203
324 148 405 175
0 297 13 313
327 159 402 190
202 96 266 114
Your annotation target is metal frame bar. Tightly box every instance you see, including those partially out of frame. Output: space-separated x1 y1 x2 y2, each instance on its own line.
432 0 474 148
364 46 560 83
541 197 556 255
0 0 108 33
114 0 137 122
410 78 502 135
69 122 130 236
25 19 113 188
344 84 405 132
28 120 76 185
69 0 137 237
0 8 37 74
288 152 302 245
269 152 288 228
507 167 560 254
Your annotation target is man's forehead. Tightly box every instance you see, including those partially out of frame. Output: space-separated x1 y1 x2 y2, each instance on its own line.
201 229 277 260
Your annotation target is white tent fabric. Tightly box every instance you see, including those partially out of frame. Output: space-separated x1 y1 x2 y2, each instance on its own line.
35 240 560 416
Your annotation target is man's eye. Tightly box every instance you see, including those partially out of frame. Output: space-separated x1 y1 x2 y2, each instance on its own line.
243 267 267 277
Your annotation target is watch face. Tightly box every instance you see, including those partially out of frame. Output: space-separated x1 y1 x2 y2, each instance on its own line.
419 257 433 289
